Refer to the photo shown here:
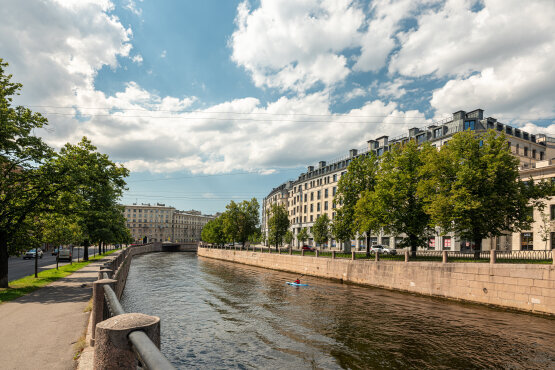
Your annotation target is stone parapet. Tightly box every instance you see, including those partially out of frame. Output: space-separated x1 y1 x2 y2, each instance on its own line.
198 248 555 315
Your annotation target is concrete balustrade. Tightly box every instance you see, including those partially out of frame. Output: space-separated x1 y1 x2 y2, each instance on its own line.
91 279 117 346
93 313 160 370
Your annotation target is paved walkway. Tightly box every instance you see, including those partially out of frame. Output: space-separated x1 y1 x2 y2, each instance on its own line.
0 259 106 370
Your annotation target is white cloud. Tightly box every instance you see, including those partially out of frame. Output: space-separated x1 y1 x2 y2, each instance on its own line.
378 78 410 99
230 0 365 92
125 0 142 16
354 0 421 72
388 0 555 118
343 87 368 102
160 50 167 58
131 54 143 65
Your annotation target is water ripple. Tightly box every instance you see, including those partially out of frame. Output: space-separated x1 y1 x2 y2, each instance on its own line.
121 253 555 369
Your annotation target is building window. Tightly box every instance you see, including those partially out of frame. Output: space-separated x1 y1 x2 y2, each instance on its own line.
551 232 555 249
310 215 313 222
381 237 390 247
333 174 337 182
395 237 404 249
551 204 555 220
515 143 519 154
370 237 378 246
540 152 545 160
310 204 313 212
434 128 442 138
532 149 536 159
325 189 328 198
304 205 307 213
332 201 336 209
521 232 533 250
524 147 528 157
428 237 435 249
317 190 321 200
443 237 451 250
317 203 320 212
324 201 328 210
464 120 475 130
333 187 336 196
311 192 314 201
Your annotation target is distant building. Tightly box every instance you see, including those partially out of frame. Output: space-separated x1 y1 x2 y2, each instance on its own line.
262 109 555 251
122 203 216 243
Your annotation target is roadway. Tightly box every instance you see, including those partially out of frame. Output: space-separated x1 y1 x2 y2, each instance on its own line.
8 246 100 282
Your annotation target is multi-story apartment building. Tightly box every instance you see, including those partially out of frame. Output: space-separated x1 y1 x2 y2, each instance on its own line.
262 109 555 251
123 203 216 243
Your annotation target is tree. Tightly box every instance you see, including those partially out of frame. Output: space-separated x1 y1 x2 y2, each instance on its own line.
201 217 226 246
419 130 553 252
538 205 552 250
357 140 432 255
267 204 289 250
297 227 309 247
284 230 293 246
222 198 260 248
312 214 330 247
0 59 70 287
333 153 379 254
56 138 129 261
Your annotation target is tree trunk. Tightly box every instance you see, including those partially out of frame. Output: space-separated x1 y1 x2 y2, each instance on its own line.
410 234 417 258
84 240 89 261
366 233 371 257
0 231 9 288
98 241 102 255
34 246 38 278
473 237 482 259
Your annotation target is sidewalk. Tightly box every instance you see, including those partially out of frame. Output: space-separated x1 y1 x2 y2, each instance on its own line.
0 259 107 370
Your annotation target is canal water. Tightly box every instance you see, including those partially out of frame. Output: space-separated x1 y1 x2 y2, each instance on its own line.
121 253 554 369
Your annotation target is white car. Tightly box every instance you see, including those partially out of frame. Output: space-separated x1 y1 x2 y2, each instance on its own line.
23 248 43 259
58 248 72 262
370 245 397 255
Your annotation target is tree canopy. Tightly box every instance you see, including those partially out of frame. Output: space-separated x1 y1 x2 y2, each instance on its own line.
0 59 129 287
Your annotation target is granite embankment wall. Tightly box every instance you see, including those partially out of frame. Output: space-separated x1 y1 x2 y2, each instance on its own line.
197 248 555 315
103 242 197 298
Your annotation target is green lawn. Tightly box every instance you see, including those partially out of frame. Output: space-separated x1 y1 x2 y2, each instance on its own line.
0 249 121 304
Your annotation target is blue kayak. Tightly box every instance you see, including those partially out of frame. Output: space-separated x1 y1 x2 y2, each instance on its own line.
286 282 309 287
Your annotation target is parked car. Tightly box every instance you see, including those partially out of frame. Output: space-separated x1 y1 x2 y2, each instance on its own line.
301 245 315 251
370 245 397 255
58 248 72 262
52 247 60 256
23 248 43 259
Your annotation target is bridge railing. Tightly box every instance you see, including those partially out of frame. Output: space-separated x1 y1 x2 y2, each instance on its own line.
90 247 176 369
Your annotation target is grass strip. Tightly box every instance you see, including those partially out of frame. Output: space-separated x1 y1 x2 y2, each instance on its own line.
0 249 120 304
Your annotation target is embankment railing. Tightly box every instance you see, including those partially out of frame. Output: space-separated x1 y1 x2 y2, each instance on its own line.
201 244 554 264
91 244 176 370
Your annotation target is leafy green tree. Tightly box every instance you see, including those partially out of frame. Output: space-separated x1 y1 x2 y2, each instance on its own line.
54 138 129 261
267 204 289 250
222 198 260 248
0 59 70 287
297 227 309 246
420 130 553 251
222 201 240 244
312 214 330 247
357 140 432 255
202 217 226 245
284 230 293 246
333 152 379 254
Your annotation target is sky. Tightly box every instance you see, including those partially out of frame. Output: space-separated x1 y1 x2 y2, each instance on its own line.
1 0 555 215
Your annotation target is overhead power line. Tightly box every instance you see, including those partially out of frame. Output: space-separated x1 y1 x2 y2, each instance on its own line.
25 105 555 121
127 169 300 182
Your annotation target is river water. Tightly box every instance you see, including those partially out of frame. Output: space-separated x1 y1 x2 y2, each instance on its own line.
120 253 554 369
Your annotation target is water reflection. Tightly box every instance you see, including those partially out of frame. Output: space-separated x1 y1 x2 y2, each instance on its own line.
121 253 555 369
